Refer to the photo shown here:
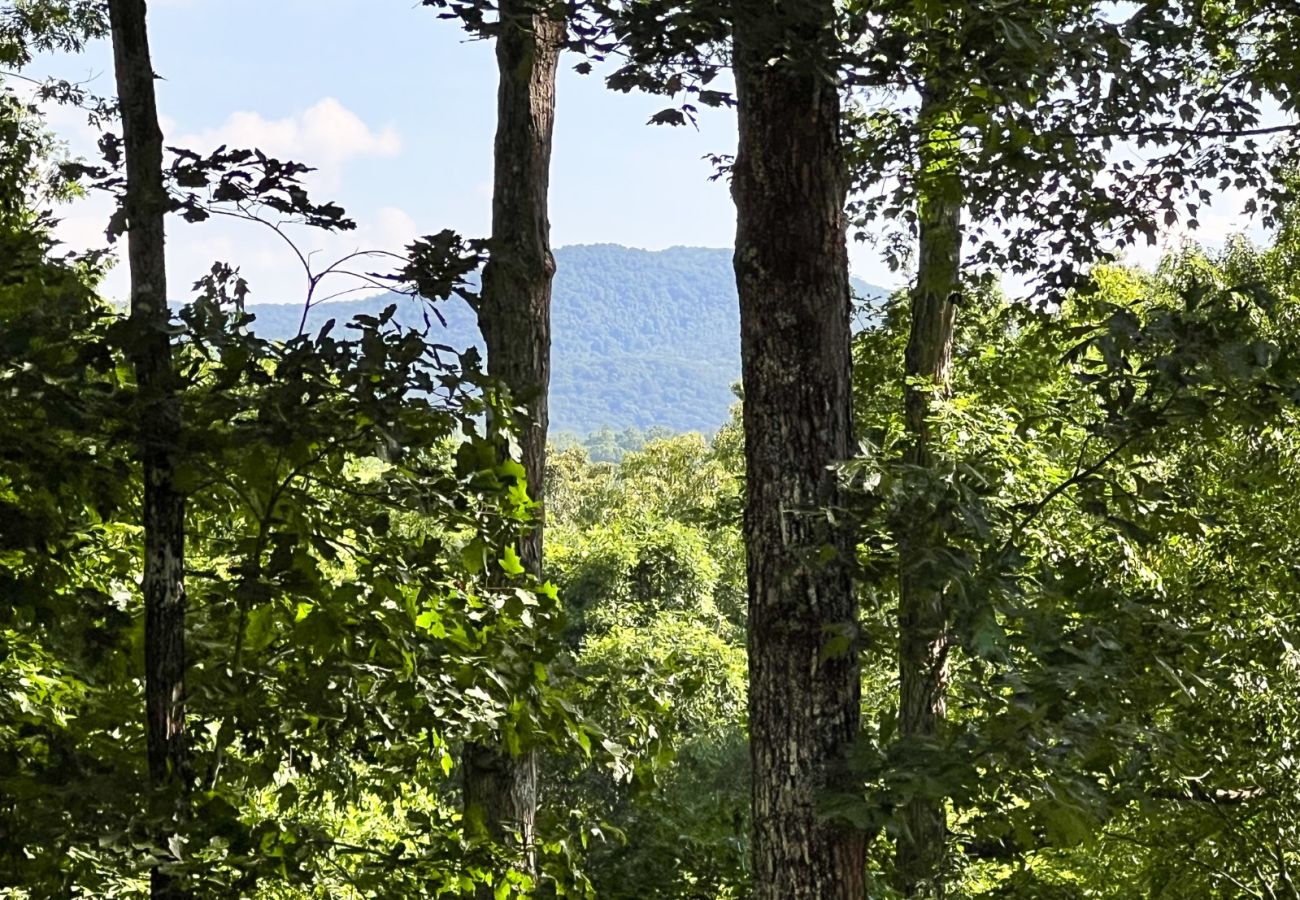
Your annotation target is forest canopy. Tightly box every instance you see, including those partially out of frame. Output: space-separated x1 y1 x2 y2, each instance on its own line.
2 0 1300 898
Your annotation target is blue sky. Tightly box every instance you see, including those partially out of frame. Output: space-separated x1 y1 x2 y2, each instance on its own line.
38 0 779 302
32 0 1265 304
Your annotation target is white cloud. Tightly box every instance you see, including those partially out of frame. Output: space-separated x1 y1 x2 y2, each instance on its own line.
370 206 419 246
47 98 410 303
171 98 401 179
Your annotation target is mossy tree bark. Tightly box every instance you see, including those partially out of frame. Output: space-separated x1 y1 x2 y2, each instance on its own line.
895 80 963 899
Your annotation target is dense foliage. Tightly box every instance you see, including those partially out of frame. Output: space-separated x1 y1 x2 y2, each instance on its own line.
4 0 1300 897
543 431 749 898
0 80 577 896
533 224 1300 898
842 238 1300 894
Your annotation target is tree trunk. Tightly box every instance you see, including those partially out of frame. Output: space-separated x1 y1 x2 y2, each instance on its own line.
732 3 865 896
107 2 189 898
462 0 562 879
894 82 962 899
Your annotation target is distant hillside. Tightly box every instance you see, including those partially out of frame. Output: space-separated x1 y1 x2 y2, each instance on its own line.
244 244 885 435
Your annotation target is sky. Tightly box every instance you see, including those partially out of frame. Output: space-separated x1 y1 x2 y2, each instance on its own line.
29 0 1269 305
36 0 753 304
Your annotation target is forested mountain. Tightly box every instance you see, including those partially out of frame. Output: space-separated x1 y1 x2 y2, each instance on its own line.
244 244 884 435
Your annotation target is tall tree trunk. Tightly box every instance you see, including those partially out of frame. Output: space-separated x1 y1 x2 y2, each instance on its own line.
731 3 865 896
462 0 562 879
894 82 962 899
107 2 189 898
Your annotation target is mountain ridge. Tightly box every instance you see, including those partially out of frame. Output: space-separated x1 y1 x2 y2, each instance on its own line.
244 244 885 435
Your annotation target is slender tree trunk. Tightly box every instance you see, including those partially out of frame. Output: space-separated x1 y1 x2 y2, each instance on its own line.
732 3 864 896
462 0 562 878
894 82 962 899
107 2 188 898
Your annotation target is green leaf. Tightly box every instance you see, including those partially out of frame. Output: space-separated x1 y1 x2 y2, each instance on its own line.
461 538 487 575
499 545 525 576
244 605 275 652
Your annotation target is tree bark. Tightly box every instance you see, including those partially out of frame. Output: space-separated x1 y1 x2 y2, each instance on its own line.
107 2 189 898
462 0 562 878
894 82 962 899
732 3 865 897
